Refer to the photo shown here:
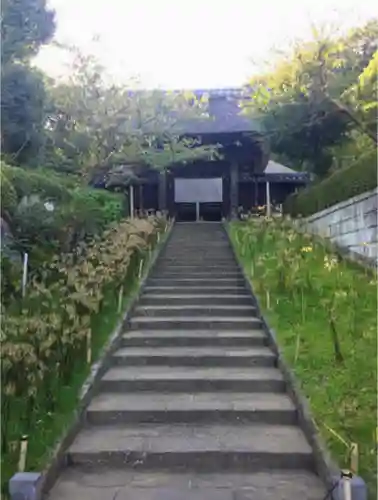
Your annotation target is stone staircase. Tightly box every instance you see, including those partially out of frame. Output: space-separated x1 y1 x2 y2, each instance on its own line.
48 222 327 500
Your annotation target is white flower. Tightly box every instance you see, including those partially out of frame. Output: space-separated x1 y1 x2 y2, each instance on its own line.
44 202 55 212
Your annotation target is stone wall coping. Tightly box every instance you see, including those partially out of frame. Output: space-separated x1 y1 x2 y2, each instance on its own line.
305 188 378 223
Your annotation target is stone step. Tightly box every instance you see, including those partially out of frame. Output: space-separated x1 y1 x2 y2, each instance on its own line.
86 392 297 425
67 423 314 471
129 316 261 330
161 248 231 253
121 330 267 348
147 278 246 287
139 294 253 306
144 286 247 294
160 258 234 265
99 366 285 393
161 253 233 259
150 271 243 279
111 346 275 367
161 251 232 257
155 263 238 270
47 468 327 500
157 262 237 268
164 243 230 249
134 305 257 318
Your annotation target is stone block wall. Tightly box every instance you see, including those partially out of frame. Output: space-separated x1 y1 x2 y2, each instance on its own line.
304 188 378 263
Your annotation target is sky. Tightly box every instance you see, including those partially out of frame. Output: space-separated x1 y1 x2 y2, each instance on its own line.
34 0 377 89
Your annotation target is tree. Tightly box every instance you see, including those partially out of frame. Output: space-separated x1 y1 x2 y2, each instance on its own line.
242 19 378 177
1 0 55 164
340 49 378 139
1 64 48 164
43 45 220 182
1 0 55 64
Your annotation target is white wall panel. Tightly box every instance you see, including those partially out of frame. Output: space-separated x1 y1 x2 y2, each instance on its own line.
174 178 223 203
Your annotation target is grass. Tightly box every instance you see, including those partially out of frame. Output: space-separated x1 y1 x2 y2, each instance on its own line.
1 226 169 498
229 217 377 499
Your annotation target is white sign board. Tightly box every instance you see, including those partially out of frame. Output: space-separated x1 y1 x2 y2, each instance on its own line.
174 178 223 203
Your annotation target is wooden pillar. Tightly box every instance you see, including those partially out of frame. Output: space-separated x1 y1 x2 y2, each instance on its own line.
158 170 167 213
139 184 144 212
254 177 258 208
230 161 239 219
129 185 134 218
266 180 271 217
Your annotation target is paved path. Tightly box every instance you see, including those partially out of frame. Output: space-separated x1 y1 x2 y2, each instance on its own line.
48 222 327 499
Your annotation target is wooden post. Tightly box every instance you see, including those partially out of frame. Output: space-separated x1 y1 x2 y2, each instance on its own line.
18 435 28 472
22 252 28 298
230 161 239 220
139 184 144 212
254 177 258 211
266 180 271 217
195 202 200 221
86 330 92 364
117 286 124 313
158 170 167 212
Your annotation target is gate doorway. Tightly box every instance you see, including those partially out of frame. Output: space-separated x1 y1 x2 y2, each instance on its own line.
174 178 223 221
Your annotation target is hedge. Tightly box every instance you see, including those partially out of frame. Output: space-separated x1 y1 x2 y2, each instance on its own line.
0 168 18 215
1 164 123 219
1 163 72 206
0 163 125 267
284 150 378 217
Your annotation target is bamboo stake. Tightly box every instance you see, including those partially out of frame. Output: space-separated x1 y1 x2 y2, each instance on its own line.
350 443 359 475
138 260 144 279
22 253 28 298
301 289 306 323
86 330 92 364
342 473 352 500
117 286 124 313
294 332 301 364
18 435 28 472
266 290 270 309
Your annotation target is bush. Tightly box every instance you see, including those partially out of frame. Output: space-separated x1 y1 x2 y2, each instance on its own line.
284 150 378 217
1 216 168 493
0 163 125 265
1 163 72 204
0 169 17 216
72 187 124 226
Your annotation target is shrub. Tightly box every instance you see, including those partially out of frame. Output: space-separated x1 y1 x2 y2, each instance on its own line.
1 215 169 491
0 163 125 266
0 169 18 216
11 196 63 261
284 150 378 217
1 163 72 204
71 187 124 226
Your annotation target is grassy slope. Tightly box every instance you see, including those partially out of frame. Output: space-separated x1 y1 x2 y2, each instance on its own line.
229 219 377 499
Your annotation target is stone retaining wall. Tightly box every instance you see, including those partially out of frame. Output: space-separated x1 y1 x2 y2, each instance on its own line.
304 188 378 263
